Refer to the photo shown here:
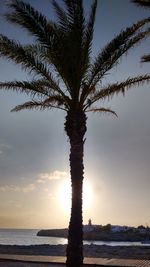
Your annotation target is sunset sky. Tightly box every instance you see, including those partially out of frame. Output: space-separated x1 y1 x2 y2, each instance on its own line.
0 0 150 229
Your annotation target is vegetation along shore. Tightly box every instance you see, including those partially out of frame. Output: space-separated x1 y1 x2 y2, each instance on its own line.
37 224 150 242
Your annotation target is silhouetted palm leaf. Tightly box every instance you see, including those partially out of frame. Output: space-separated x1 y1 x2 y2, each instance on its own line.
86 107 118 117
88 17 150 89
11 95 67 112
6 0 58 46
132 0 150 8
131 0 150 62
0 80 51 98
141 54 150 61
86 75 150 109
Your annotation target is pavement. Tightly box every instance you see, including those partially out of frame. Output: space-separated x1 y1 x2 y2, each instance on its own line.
0 254 150 266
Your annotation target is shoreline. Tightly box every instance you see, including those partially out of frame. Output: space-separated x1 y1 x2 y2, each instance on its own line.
37 229 150 242
0 244 150 259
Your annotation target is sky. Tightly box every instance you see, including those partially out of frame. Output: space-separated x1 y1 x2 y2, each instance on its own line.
0 0 150 229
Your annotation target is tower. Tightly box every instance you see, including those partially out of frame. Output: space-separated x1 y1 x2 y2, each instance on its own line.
88 218 92 226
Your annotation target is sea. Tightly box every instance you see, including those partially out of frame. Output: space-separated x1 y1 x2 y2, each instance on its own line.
0 229 149 247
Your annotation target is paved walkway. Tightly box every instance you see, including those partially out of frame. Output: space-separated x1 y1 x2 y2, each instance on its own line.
0 254 150 266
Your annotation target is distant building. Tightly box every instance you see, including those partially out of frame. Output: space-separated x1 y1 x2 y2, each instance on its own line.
138 228 147 234
83 221 150 233
111 225 131 233
83 219 95 232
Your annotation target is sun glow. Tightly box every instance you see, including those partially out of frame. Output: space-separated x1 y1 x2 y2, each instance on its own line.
58 179 93 214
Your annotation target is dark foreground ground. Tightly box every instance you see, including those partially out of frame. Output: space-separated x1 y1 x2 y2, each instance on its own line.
0 244 150 259
0 261 63 267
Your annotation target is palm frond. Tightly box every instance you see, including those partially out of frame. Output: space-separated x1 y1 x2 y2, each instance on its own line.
43 95 65 106
131 0 150 8
23 43 72 96
88 17 150 88
6 0 58 47
23 43 57 68
0 79 71 109
80 0 97 101
52 0 69 31
55 0 85 99
11 101 43 112
86 107 118 117
23 44 48 60
131 0 150 63
62 0 84 37
0 35 70 100
11 96 67 112
81 26 150 102
5 0 86 101
0 35 50 78
86 75 150 107
64 0 83 25
0 80 51 98
5 0 74 95
82 0 97 61
141 54 150 62
93 28 150 87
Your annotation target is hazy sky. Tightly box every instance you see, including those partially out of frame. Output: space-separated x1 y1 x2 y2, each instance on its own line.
0 0 150 229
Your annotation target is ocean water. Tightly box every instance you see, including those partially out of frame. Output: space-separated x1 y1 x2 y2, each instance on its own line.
0 229 148 246
0 229 67 246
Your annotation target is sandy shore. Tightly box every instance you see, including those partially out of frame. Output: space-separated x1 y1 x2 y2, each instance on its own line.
0 244 150 259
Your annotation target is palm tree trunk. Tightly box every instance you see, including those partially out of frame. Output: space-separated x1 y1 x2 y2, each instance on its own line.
65 109 87 267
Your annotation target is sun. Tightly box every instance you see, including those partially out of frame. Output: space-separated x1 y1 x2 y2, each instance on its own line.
58 179 93 214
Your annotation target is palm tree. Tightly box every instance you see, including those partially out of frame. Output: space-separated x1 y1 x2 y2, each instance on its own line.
132 0 150 62
0 1 150 266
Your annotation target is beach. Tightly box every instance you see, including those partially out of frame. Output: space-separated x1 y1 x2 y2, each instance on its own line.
1 244 150 260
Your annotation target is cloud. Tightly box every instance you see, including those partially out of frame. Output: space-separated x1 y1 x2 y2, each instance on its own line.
0 200 22 209
0 183 36 193
37 179 46 184
0 185 19 192
38 170 68 181
0 142 12 156
44 188 49 192
0 143 12 150
22 183 36 193
48 193 56 200
40 192 56 201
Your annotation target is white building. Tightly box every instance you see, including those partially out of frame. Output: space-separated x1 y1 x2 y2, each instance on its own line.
83 219 95 232
111 225 132 233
